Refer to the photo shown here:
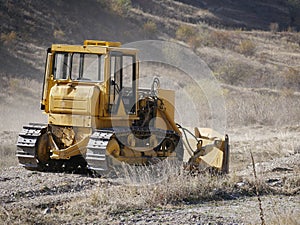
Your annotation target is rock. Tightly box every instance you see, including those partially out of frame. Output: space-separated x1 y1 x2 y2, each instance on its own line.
43 208 51 214
271 167 293 172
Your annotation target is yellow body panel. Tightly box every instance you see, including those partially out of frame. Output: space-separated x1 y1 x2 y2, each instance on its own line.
155 89 174 130
157 89 175 122
49 114 92 127
49 84 101 116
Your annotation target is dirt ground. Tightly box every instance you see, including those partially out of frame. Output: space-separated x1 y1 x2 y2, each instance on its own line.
0 125 299 224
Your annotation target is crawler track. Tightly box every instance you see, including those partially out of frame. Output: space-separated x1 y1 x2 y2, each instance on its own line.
86 128 183 176
16 123 47 171
16 123 88 173
86 130 114 175
16 125 183 175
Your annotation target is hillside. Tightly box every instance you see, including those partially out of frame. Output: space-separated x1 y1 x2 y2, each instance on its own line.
1 0 300 79
133 0 300 30
1 0 300 129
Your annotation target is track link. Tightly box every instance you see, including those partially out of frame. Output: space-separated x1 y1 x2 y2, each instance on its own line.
86 130 113 175
16 123 47 170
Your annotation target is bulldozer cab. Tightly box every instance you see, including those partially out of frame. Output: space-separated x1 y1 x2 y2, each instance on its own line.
41 40 139 128
109 51 137 115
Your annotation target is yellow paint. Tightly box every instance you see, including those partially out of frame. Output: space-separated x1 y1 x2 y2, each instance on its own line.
200 147 224 169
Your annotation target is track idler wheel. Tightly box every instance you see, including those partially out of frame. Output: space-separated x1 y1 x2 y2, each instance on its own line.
36 133 50 164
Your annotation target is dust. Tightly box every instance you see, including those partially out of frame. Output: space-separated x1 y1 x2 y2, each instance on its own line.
0 77 46 132
139 62 214 129
0 102 46 132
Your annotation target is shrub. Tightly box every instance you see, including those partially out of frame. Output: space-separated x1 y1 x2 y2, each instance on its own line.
236 40 256 56
97 0 131 15
8 78 20 94
176 25 197 41
110 0 132 15
284 67 300 91
176 25 203 50
143 21 157 38
187 36 202 50
269 22 279 33
209 30 232 48
0 31 17 45
53 29 65 39
216 60 256 85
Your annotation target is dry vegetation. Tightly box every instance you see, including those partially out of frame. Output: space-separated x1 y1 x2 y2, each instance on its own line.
0 132 18 168
0 0 300 224
0 151 299 224
0 75 46 132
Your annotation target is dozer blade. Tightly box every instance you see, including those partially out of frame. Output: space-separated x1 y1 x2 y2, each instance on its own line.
181 126 229 173
199 147 223 169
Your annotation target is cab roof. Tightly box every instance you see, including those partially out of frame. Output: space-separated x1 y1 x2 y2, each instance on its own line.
51 40 138 55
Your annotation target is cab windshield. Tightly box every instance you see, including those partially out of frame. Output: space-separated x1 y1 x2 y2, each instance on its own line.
53 52 104 81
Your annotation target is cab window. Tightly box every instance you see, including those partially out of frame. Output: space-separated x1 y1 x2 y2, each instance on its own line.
53 52 104 81
109 52 136 114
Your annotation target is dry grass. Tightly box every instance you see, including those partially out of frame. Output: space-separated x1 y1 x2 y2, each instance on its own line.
0 76 41 100
268 213 299 225
89 162 234 211
78 160 295 211
0 131 18 169
236 39 256 56
0 133 299 224
60 162 236 213
197 30 300 93
0 31 17 45
224 87 300 127
40 156 299 224
0 144 18 169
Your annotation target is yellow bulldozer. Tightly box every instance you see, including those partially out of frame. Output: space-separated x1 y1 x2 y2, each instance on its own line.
16 40 229 175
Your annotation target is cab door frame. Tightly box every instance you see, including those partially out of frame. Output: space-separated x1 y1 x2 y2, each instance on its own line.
108 51 137 116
